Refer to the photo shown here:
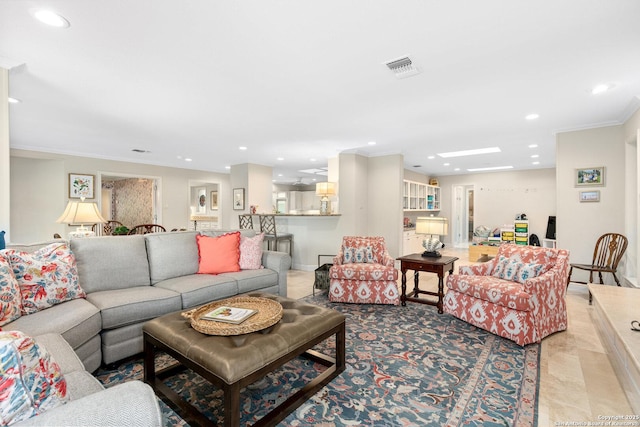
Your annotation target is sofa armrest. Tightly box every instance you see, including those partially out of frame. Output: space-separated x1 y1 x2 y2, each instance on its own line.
459 260 495 276
261 250 292 296
14 381 163 427
522 253 570 299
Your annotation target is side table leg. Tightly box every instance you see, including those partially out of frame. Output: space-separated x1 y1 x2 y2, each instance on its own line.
401 269 407 306
437 273 445 314
413 272 420 297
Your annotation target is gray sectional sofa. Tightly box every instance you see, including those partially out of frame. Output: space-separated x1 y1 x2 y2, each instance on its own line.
6 230 292 373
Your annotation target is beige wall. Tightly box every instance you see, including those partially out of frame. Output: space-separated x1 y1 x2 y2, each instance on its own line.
0 68 10 242
9 149 231 243
437 169 557 245
556 125 626 284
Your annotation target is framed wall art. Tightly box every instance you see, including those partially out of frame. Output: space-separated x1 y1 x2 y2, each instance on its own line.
579 190 600 203
210 190 218 210
233 188 245 211
575 167 605 187
68 173 95 199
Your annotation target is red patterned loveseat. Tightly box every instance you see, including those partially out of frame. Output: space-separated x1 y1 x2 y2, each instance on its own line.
443 244 570 346
328 236 399 305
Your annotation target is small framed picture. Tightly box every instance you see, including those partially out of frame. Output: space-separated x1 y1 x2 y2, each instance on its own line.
69 173 95 199
210 190 218 210
575 167 605 187
579 190 600 203
233 188 245 211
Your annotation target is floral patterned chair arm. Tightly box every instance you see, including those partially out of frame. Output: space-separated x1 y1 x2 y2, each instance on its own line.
458 258 497 276
522 252 570 302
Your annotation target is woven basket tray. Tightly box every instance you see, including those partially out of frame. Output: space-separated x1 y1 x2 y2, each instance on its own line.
181 296 283 336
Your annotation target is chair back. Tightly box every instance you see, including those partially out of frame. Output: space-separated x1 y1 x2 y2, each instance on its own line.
91 220 123 236
259 215 277 236
128 224 166 235
592 233 628 270
239 214 254 230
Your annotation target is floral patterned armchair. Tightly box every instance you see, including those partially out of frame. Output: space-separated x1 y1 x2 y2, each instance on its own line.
443 244 570 346
328 236 399 305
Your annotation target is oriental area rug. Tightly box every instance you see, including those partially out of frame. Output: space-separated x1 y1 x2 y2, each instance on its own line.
95 294 539 426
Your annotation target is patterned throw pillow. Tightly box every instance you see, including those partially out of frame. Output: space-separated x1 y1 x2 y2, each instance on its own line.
342 245 374 263
196 232 241 274
491 255 547 284
0 253 22 327
6 243 85 315
491 256 521 282
514 262 547 284
239 233 264 270
0 331 69 425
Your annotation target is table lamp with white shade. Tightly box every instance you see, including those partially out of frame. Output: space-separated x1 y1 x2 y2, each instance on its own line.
56 198 107 238
415 216 448 257
315 182 336 215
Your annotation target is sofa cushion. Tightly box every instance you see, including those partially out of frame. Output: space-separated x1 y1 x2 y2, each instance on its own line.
0 253 22 326
222 269 278 294
153 274 238 309
239 233 264 270
330 263 398 281
0 331 69 425
5 243 85 315
196 233 241 274
4 299 101 352
86 287 182 330
71 236 151 293
446 275 533 311
145 231 199 285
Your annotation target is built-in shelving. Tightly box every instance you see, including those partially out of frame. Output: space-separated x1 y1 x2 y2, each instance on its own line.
403 180 440 212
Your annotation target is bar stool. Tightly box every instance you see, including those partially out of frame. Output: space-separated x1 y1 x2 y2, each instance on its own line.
238 214 254 230
259 215 292 257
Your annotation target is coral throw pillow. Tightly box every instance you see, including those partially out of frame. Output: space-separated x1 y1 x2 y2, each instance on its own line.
0 331 69 425
240 233 264 270
5 243 85 315
197 232 241 274
0 253 21 327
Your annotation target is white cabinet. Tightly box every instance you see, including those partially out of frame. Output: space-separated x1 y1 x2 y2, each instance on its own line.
402 230 424 255
403 180 440 212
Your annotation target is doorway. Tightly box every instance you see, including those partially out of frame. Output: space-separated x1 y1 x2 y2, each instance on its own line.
452 184 474 248
98 172 161 229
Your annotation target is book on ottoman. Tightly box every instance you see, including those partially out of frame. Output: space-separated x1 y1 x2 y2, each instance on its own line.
201 306 257 324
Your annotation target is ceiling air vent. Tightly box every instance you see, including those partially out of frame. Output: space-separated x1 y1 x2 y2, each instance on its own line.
385 56 420 79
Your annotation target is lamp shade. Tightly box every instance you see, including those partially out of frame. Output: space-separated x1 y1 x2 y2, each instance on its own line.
315 182 336 196
56 201 107 225
415 216 448 236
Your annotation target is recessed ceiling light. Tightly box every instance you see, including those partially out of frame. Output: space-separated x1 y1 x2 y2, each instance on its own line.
8 97 20 104
239 146 247 151
525 114 539 121
467 166 513 172
368 141 376 146
33 9 70 28
185 158 192 162
443 163 450 166
591 84 611 95
277 157 284 161
532 161 540 165
225 166 231 170
528 144 538 148
310 158 316 162
531 154 539 158
454 168 460 171
438 147 501 158
278 174 283 177
427 155 435 160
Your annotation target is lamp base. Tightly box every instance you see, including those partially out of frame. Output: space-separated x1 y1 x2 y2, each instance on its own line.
421 250 442 258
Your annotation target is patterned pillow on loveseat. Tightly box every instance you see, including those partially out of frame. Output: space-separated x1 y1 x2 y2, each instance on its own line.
5 243 85 315
0 330 69 425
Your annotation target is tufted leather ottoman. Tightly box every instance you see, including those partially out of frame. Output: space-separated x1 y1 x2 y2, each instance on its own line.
143 292 346 427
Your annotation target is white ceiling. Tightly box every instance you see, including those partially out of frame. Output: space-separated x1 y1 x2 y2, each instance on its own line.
2 1 640 185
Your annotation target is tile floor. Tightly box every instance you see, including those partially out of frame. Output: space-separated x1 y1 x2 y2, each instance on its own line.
286 247 635 425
